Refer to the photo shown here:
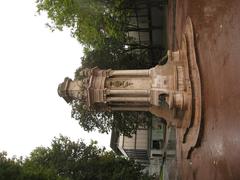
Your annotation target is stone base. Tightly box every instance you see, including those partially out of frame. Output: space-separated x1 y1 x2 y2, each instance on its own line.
177 17 202 159
152 17 202 159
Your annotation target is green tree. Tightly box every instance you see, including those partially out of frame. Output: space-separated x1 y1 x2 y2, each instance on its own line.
0 152 22 180
0 151 63 180
36 0 128 49
81 46 151 70
0 136 152 179
24 135 152 180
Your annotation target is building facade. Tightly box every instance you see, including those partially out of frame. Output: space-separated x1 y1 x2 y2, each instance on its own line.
110 116 176 176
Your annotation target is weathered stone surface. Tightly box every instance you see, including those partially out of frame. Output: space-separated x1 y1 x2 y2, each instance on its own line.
58 18 202 162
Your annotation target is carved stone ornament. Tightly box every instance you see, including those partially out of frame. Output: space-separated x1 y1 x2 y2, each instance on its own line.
58 18 202 160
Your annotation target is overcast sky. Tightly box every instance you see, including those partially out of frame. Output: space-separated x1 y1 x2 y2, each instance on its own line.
0 1 110 157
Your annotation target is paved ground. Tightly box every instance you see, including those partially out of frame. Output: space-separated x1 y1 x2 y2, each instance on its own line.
167 0 240 179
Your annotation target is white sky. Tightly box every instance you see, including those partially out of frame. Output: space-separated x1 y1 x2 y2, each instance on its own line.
0 1 110 157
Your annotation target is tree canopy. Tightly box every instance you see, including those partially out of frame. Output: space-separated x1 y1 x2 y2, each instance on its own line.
36 0 128 49
0 135 153 180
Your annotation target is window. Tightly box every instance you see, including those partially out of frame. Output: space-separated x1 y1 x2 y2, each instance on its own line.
152 140 160 149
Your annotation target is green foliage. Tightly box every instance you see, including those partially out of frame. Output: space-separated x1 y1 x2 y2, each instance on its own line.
36 0 128 48
71 99 113 133
0 136 153 180
0 152 22 180
112 111 152 136
0 151 64 180
27 135 153 180
24 136 103 180
81 46 151 70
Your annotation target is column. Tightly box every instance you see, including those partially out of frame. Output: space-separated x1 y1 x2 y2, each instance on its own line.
107 89 150 96
111 107 149 111
110 69 149 76
107 97 150 102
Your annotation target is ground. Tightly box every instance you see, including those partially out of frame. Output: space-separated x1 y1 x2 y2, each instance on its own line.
167 0 240 179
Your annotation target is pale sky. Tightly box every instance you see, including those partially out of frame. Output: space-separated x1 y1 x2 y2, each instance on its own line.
0 1 110 157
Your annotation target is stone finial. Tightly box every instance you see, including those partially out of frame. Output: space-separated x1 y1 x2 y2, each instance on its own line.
58 77 87 103
58 77 73 103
